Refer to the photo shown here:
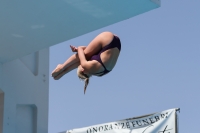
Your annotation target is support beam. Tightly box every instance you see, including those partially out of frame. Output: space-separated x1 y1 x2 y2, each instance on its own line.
2 49 49 133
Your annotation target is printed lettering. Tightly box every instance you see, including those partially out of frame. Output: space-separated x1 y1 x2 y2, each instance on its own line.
99 126 103 132
121 123 125 129
87 128 92 133
92 127 97 133
161 114 165 118
131 122 136 127
104 125 108 131
86 112 168 133
155 116 160 121
136 120 142 126
142 119 149 125
149 118 155 123
126 122 130 128
108 124 113 130
114 123 119 129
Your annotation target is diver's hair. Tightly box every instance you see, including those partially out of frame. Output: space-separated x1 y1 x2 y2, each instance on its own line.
77 67 91 94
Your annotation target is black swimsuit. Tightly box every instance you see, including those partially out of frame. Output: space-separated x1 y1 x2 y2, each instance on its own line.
90 35 121 76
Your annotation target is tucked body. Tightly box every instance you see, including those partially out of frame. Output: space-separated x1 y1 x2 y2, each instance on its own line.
52 32 121 94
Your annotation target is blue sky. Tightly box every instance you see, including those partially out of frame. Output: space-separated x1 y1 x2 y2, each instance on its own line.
49 1 200 133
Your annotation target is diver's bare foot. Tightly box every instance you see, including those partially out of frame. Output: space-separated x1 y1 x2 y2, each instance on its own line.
53 68 68 80
52 64 64 77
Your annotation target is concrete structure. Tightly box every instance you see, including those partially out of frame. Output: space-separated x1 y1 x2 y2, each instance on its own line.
1 50 49 133
0 0 160 133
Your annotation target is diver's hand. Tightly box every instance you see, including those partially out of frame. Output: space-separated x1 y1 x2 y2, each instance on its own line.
70 45 78 52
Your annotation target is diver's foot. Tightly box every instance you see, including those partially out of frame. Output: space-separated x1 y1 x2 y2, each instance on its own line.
53 68 68 80
52 64 64 77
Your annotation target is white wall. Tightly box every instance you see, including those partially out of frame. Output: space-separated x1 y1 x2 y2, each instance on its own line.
1 48 49 133
0 63 2 88
0 90 4 133
0 63 3 133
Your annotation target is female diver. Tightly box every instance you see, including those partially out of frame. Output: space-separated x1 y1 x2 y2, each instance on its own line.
52 31 121 94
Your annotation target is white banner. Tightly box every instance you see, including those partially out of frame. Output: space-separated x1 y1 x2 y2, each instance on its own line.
60 108 179 133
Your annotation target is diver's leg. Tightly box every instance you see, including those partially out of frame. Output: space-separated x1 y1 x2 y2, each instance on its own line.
52 53 79 77
53 61 80 80
51 34 102 77
83 31 114 59
52 32 113 77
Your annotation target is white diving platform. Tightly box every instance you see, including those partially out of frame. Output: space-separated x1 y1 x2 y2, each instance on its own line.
0 0 160 63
